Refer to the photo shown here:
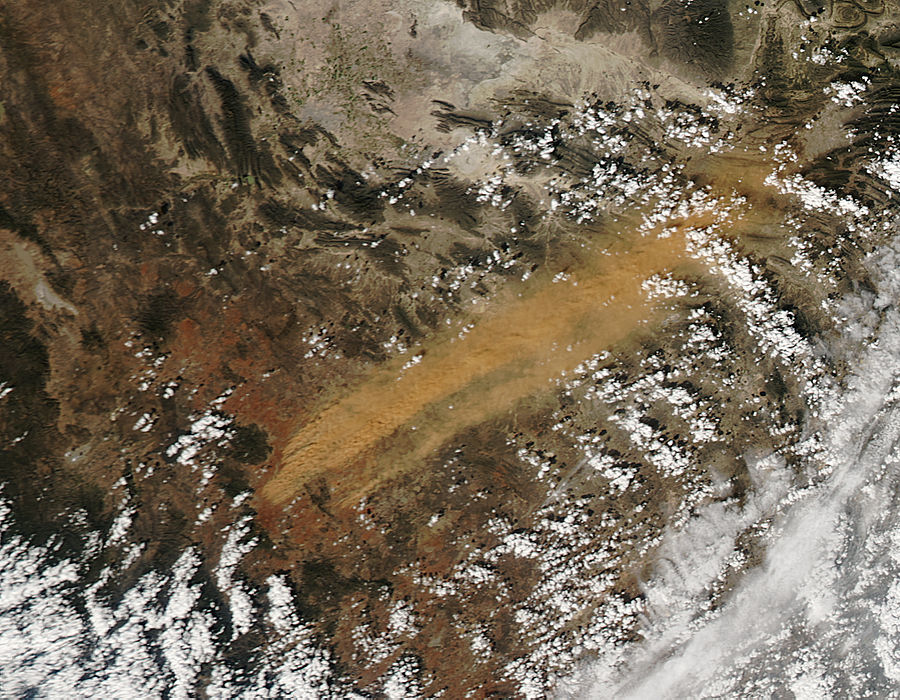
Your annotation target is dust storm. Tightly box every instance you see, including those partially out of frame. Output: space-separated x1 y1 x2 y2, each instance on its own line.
262 209 734 508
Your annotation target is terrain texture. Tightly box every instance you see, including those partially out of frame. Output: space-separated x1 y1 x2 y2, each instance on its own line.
4 0 900 696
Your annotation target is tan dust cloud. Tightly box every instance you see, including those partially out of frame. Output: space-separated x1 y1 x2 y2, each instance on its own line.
261 211 729 508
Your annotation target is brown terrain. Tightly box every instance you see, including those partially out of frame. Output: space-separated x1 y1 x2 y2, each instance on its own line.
1 0 899 695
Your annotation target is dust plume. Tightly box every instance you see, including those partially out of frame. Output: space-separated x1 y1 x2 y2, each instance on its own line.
261 211 730 508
